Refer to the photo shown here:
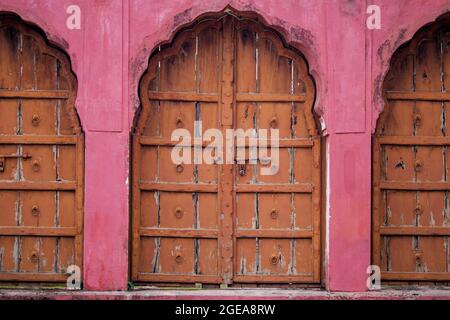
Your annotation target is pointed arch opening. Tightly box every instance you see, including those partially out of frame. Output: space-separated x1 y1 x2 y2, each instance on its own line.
132 9 321 286
373 13 450 285
0 13 84 283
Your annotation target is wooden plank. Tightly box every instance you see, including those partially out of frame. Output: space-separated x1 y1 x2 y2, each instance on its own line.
0 135 77 145
235 229 313 238
380 227 450 236
0 181 76 191
0 26 20 91
0 101 18 135
140 182 218 192
158 147 195 183
139 228 218 238
257 194 291 230
233 274 316 283
383 146 414 181
140 137 314 148
0 273 67 282
219 16 234 285
311 138 321 282
158 238 195 275
372 140 382 269
0 90 69 99
148 91 219 102
131 134 142 281
381 102 415 136
0 227 77 236
236 184 313 193
380 181 450 191
74 134 84 276
236 93 306 102
197 26 220 94
137 273 221 284
0 180 72 191
234 24 258 279
140 137 208 147
159 192 194 229
237 139 314 148
378 136 450 146
386 91 450 101
382 272 450 281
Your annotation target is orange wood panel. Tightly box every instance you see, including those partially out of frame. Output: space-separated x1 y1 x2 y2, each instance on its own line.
374 19 450 283
133 14 319 285
0 17 83 283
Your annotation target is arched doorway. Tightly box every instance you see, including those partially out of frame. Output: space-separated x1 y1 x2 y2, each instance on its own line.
373 15 450 284
132 11 321 286
0 15 84 282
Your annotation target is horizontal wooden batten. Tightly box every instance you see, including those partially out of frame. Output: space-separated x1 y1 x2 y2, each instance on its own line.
140 137 211 147
0 90 69 99
236 93 306 102
378 136 450 146
140 228 218 238
236 184 313 193
233 275 315 283
235 229 313 238
137 273 221 284
140 182 218 193
0 181 76 191
148 91 219 102
380 181 450 191
0 135 77 145
386 91 450 101
236 139 314 148
147 92 307 103
382 272 450 281
140 137 314 148
0 273 68 282
380 227 450 236
0 227 77 237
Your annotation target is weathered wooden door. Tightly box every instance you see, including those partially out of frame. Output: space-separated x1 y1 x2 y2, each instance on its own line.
132 14 320 285
373 19 450 283
0 16 83 282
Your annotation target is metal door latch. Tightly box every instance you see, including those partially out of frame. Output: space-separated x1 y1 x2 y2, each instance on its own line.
0 153 32 172
235 156 258 176
238 163 246 176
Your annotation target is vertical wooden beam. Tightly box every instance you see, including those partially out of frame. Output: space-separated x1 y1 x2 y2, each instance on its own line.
131 133 141 280
312 137 321 282
372 138 381 268
219 16 235 284
75 133 84 279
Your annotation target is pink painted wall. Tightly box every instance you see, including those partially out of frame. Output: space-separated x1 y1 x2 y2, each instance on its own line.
0 0 449 292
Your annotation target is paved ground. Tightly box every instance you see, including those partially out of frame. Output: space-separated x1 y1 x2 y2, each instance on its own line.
1 288 450 300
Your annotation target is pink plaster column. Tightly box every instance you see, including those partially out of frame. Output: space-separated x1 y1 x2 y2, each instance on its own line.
327 133 372 291
0 0 130 291
83 132 129 290
324 1 371 291
81 0 129 290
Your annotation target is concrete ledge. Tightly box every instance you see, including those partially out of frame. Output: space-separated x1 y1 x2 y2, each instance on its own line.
1 289 450 300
